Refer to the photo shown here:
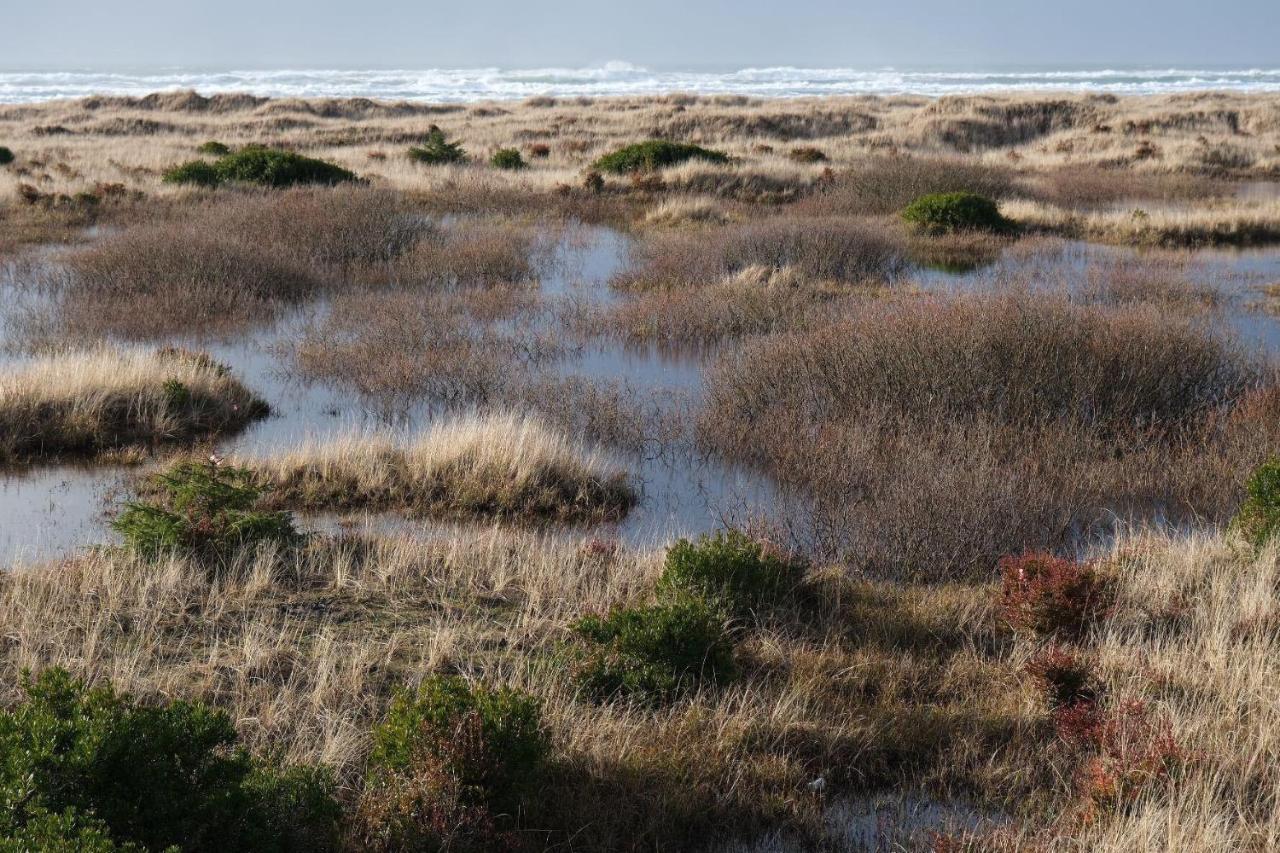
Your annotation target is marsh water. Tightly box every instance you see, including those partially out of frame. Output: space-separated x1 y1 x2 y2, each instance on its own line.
3 226 1280 564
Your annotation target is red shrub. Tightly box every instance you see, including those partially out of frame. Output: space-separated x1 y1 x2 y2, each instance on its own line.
1026 645 1099 710
1000 552 1113 636
1074 700 1187 816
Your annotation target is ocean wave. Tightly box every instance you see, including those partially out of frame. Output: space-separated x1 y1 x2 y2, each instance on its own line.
2 64 1280 103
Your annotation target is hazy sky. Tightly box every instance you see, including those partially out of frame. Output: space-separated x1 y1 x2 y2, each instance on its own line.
4 0 1277 69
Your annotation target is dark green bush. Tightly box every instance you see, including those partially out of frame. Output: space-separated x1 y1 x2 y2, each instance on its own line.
489 148 526 170
164 146 356 189
161 159 221 187
592 140 729 174
111 462 301 561
901 191 1010 234
657 530 806 614
407 125 468 166
0 668 340 852
358 677 545 850
197 140 231 156
1232 458 1280 548
569 598 736 701
370 676 547 811
0 146 14 166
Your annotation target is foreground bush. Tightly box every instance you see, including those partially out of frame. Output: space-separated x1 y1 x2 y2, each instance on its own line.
592 140 729 174
0 347 268 464
112 462 301 561
902 191 1010 233
999 552 1113 636
1231 458 1280 548
407 125 468 165
569 598 736 701
357 677 546 851
657 530 805 614
0 668 340 852
0 145 14 165
164 145 356 188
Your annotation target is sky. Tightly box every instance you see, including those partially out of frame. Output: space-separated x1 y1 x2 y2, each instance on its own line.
3 0 1278 69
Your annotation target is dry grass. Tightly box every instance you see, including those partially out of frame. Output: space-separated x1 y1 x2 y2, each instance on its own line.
244 412 635 524
0 346 265 463
1005 197 1280 247
703 293 1275 578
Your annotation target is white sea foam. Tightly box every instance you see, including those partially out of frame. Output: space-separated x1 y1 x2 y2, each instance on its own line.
2 64 1280 103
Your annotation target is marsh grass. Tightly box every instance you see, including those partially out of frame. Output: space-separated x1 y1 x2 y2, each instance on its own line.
245 413 636 524
0 346 266 464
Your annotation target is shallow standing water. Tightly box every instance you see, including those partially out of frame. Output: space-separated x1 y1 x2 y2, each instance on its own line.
0 225 780 563
4 229 1280 564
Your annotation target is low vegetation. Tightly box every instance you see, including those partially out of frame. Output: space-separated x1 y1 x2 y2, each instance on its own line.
592 140 730 174
1230 457 1280 547
163 145 357 188
0 347 266 464
901 191 1011 233
490 147 526 170
0 145 14 165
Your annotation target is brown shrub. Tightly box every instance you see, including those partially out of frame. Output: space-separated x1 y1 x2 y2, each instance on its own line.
999 553 1114 636
800 156 1015 216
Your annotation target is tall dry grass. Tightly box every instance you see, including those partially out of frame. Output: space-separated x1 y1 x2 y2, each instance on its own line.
0 346 265 463
243 412 636 524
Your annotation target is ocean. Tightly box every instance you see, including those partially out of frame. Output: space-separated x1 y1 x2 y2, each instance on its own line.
2 64 1280 103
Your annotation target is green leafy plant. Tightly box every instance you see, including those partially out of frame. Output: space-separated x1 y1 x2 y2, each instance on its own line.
901 191 1010 234
111 462 301 561
657 529 806 614
164 146 356 188
357 677 545 850
1232 458 1280 548
592 140 729 174
490 148 526 170
0 668 340 852
0 146 14 166
196 140 231 156
160 159 222 187
407 126 468 166
569 597 736 701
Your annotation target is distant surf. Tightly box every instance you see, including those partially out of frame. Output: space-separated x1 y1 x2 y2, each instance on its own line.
3 63 1280 103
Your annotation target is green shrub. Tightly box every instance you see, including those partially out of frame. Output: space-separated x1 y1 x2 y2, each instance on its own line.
358 677 545 850
370 676 547 811
490 148 526 170
163 146 356 189
1232 458 1280 548
197 140 231 156
592 140 729 174
112 462 301 561
657 530 806 614
901 191 1010 234
0 668 340 852
569 598 736 701
0 146 14 166
161 159 222 187
407 125 468 166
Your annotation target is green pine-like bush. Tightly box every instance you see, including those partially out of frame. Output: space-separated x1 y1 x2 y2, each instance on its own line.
1232 458 1280 548
163 146 356 189
407 125 468 166
901 191 1010 234
490 148 526 170
0 146 14 166
592 140 730 174
112 462 301 561
0 668 340 852
569 597 736 701
657 530 806 614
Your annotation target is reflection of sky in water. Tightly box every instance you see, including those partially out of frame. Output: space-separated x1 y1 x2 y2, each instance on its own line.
0 225 780 563
4 230 1280 564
